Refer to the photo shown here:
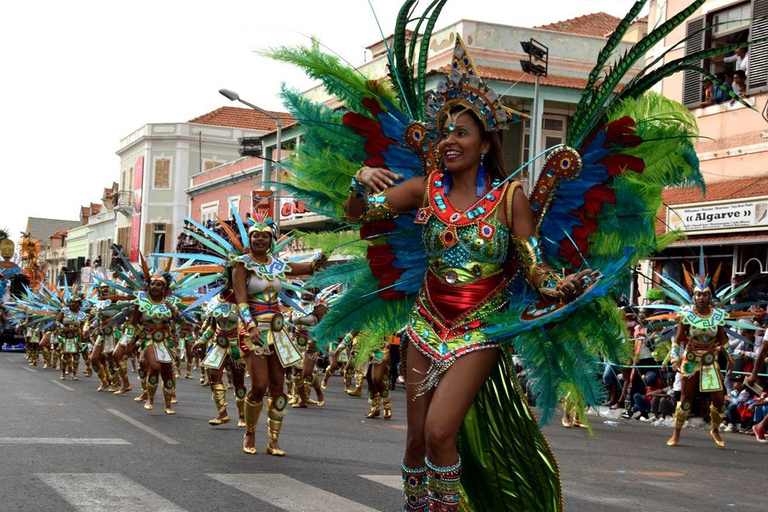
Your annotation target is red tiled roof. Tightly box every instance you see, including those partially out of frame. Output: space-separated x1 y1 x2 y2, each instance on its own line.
535 12 621 38
50 230 68 239
189 106 296 131
657 175 768 235
433 65 621 91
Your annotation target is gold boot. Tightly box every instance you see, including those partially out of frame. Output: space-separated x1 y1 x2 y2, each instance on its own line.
242 397 263 454
114 360 132 394
60 354 70 380
134 370 148 402
266 395 287 456
236 397 246 428
382 395 392 419
667 402 690 446
343 370 352 392
346 372 364 397
311 374 324 407
70 356 79 381
144 375 158 410
292 377 308 408
321 366 331 390
709 404 726 448
208 383 230 425
96 365 110 391
42 347 51 368
163 379 176 415
185 358 192 379
365 394 381 418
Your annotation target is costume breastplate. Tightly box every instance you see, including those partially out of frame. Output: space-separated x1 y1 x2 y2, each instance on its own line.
679 305 726 345
415 171 510 284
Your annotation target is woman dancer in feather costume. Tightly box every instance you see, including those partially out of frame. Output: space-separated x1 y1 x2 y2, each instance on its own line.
262 0 764 509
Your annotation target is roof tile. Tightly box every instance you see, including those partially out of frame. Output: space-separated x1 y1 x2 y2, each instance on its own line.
189 106 296 131
534 12 621 38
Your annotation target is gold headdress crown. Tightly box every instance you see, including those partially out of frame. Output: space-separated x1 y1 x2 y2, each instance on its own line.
425 34 528 133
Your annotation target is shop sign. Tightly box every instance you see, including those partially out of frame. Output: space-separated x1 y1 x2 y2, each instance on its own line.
667 197 768 234
280 199 315 221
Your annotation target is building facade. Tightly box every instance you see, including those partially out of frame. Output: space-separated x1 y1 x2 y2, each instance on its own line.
640 0 768 299
116 107 292 261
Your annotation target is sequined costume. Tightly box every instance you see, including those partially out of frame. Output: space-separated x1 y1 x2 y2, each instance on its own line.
200 296 247 426
407 177 521 393
91 298 120 390
56 305 87 381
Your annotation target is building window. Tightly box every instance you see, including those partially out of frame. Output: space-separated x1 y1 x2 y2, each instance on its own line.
153 158 171 189
682 1 764 106
204 160 225 172
522 114 567 163
152 223 166 252
201 201 219 227
228 196 241 219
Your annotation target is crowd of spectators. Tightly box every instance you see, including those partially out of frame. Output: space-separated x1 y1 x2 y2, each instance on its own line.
513 282 768 443
702 47 750 107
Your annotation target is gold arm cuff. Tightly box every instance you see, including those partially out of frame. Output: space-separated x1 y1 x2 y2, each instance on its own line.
511 233 561 296
344 189 402 223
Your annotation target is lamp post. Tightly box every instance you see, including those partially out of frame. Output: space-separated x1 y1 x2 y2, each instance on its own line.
520 39 548 193
219 88 283 230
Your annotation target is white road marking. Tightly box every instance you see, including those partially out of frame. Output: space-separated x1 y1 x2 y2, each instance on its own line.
0 438 130 445
359 474 401 490
51 379 74 391
105 409 180 445
24 367 36 373
36 473 186 511
207 473 381 512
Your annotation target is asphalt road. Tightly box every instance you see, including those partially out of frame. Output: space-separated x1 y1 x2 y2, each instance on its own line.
0 352 766 512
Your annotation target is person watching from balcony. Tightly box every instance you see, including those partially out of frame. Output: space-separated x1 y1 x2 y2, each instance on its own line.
723 47 749 74
732 70 747 100
702 77 715 106
711 72 733 104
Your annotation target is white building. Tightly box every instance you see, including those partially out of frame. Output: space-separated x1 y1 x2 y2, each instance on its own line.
116 107 290 261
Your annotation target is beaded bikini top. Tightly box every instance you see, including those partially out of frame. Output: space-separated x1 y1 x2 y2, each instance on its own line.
415 171 512 282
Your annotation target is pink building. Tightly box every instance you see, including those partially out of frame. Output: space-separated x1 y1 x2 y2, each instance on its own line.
642 0 768 294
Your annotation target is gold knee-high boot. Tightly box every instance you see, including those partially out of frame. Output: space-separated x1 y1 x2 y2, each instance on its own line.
381 385 392 419
347 371 364 396
42 347 51 368
60 354 70 380
70 355 79 381
322 366 332 390
144 375 159 410
365 392 381 418
163 379 176 415
310 374 324 406
235 386 247 428
52 349 60 370
134 370 148 401
96 364 110 391
667 401 690 446
208 383 230 425
242 397 263 454
114 360 131 394
185 358 192 378
710 404 726 448
266 395 287 456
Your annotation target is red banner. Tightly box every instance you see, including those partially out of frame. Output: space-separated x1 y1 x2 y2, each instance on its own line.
130 155 144 262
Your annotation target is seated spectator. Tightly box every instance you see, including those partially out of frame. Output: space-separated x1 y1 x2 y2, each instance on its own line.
702 77 714 106
748 391 768 442
629 371 665 420
723 375 751 432
649 373 676 423
602 363 623 408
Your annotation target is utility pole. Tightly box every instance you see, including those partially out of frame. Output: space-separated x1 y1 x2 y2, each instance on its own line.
520 38 548 193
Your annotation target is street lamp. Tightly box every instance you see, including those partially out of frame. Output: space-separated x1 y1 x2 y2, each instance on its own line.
219 88 283 230
520 39 548 193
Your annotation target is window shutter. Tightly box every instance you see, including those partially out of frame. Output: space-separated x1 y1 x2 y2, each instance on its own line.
154 158 170 188
164 224 173 253
749 0 768 94
682 16 706 107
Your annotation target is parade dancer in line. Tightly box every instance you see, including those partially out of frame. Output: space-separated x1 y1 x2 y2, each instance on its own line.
159 210 326 455
117 271 181 414
645 252 763 448
89 284 120 391
197 290 247 427
56 295 87 381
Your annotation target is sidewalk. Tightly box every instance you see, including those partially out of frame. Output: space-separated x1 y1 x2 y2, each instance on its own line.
587 405 708 428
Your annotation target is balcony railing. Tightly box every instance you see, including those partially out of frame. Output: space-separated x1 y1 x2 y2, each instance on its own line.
114 190 133 211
